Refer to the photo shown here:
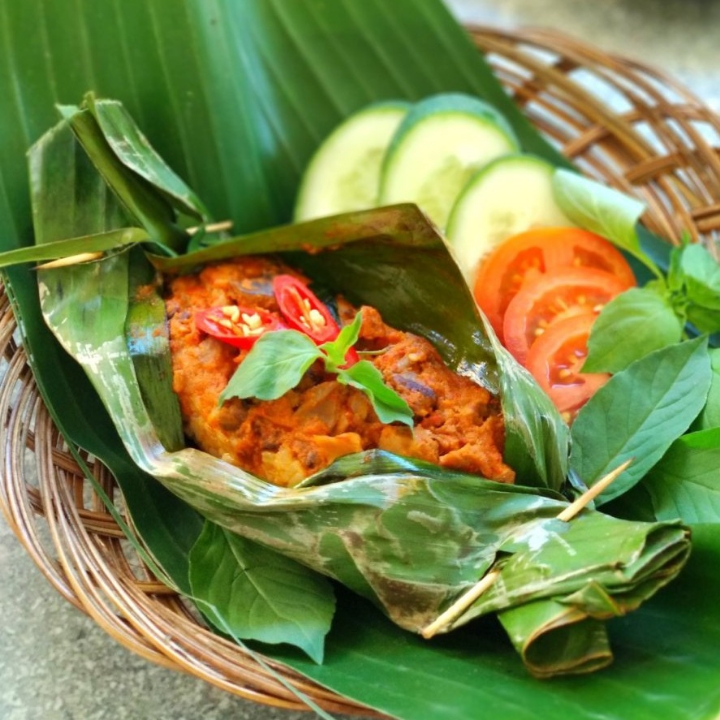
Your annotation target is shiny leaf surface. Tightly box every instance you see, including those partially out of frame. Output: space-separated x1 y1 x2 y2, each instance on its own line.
189 521 336 663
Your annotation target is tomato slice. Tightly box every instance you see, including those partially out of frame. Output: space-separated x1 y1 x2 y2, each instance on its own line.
503 266 630 364
473 227 636 341
525 312 609 419
195 306 285 349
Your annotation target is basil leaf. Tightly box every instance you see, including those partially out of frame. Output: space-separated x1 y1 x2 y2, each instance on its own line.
695 348 720 430
337 360 414 427
220 330 321 403
678 243 720 311
583 287 684 373
666 244 686 293
570 337 712 504
642 428 720 523
321 312 362 369
189 520 335 663
686 305 720 334
552 169 662 279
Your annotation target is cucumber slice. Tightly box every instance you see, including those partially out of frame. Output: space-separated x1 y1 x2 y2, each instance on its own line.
294 101 410 221
378 93 519 230
446 154 574 281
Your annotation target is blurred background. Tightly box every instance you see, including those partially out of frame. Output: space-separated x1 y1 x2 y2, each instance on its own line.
450 0 720 110
1 1 718 718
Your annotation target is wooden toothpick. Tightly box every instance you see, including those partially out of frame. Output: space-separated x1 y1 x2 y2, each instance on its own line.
36 251 105 270
556 458 633 522
420 458 634 639
187 220 234 236
421 569 502 639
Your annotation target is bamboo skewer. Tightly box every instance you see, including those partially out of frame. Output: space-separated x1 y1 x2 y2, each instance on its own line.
36 251 105 270
187 220 234 235
35 220 233 270
421 458 634 639
556 458 633 522
421 569 502 639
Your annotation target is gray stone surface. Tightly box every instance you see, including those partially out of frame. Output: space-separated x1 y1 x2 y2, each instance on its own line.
1 1 717 718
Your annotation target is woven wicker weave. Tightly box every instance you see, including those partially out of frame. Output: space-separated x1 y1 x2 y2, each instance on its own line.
1 27 719 716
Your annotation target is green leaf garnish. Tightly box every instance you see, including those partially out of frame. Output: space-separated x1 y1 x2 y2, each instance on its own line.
695 348 720 431
583 287 684 373
220 314 414 427
189 520 336 663
320 312 362 369
667 243 720 333
675 243 720 308
641 427 720 523
570 337 712 504
219 330 322 404
552 169 663 280
337 360 413 426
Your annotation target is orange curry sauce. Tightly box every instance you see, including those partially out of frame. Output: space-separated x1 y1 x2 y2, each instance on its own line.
165 256 514 487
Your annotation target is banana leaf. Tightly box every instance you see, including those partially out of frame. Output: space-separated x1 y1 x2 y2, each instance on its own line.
0 0 717 717
31 110 690 680
51 93 571 492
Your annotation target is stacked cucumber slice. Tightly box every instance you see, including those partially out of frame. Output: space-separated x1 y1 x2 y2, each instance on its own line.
293 93 573 283
294 101 410 222
446 154 573 282
377 94 518 231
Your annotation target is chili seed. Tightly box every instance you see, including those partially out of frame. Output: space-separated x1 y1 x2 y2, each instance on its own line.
242 312 262 329
308 308 326 328
222 305 240 323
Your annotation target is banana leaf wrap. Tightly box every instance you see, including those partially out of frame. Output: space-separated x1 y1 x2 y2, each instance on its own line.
29 115 691 678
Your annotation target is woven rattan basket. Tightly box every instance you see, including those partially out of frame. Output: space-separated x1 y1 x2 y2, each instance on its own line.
1 26 719 716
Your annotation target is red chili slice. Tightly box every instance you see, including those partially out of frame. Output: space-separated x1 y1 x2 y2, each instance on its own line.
272 274 341 343
195 305 285 349
272 274 359 366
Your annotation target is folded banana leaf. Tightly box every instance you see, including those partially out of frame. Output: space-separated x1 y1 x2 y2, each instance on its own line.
29 111 690 679
1 0 713 715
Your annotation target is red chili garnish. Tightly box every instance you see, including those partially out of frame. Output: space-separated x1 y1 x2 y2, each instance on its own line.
272 275 340 343
272 274 359 365
195 305 285 349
